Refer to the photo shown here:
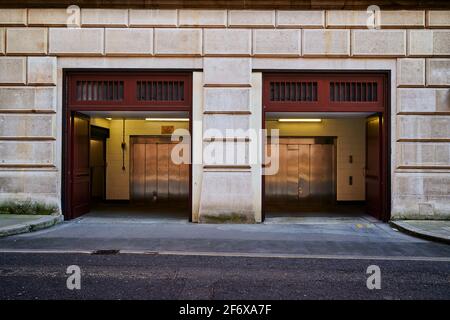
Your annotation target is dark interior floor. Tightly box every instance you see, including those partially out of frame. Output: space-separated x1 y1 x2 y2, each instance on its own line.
85 201 369 221
84 201 189 220
265 201 367 218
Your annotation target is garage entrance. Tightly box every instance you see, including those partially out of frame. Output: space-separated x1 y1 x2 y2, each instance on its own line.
263 73 389 221
63 72 192 221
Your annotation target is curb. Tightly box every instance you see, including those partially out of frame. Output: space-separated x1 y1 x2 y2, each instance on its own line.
0 215 63 238
389 220 450 245
1 249 450 262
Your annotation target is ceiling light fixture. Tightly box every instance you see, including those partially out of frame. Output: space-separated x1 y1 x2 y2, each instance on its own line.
145 118 189 122
278 118 322 123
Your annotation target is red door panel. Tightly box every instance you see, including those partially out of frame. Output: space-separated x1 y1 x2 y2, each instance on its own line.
71 113 90 218
366 114 382 219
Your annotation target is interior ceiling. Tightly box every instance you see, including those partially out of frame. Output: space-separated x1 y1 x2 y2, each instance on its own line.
265 112 376 120
83 111 375 120
81 110 189 119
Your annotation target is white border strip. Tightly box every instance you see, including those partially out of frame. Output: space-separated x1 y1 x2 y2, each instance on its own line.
1 248 449 262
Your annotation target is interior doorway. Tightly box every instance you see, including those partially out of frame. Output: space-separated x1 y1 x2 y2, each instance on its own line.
265 137 336 214
90 125 109 201
262 73 389 221
129 135 189 210
63 72 192 221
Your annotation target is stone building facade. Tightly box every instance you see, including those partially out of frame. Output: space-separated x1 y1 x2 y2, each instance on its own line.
0 4 449 222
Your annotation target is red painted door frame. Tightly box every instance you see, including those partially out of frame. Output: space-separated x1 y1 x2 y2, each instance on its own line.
262 72 390 222
62 71 193 220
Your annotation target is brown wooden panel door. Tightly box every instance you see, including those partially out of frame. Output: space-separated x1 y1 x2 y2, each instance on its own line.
366 114 382 219
71 113 90 218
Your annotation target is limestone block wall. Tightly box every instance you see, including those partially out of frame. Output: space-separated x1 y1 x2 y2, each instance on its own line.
0 55 57 206
0 8 449 219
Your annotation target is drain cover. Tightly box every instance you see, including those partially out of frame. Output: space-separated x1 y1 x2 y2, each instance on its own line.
91 249 120 255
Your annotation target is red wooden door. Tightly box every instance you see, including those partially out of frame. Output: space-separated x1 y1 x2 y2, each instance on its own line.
70 112 91 218
365 114 382 219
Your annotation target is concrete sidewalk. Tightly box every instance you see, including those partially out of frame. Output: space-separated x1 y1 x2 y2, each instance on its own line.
1 214 450 259
0 214 62 238
390 220 450 244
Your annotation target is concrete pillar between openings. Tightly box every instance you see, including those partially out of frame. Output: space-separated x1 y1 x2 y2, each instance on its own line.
196 58 261 223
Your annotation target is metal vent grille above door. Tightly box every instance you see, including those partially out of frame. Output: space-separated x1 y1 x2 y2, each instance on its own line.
330 81 378 102
76 80 124 102
137 81 185 102
263 73 385 112
269 81 318 102
68 73 191 110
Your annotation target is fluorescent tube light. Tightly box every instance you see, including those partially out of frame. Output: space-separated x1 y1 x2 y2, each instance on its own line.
145 118 189 122
278 118 322 123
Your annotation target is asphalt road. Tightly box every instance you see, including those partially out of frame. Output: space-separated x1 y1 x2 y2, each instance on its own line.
0 252 449 300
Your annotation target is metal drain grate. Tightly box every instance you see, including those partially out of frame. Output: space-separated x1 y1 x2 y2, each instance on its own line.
91 249 120 255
